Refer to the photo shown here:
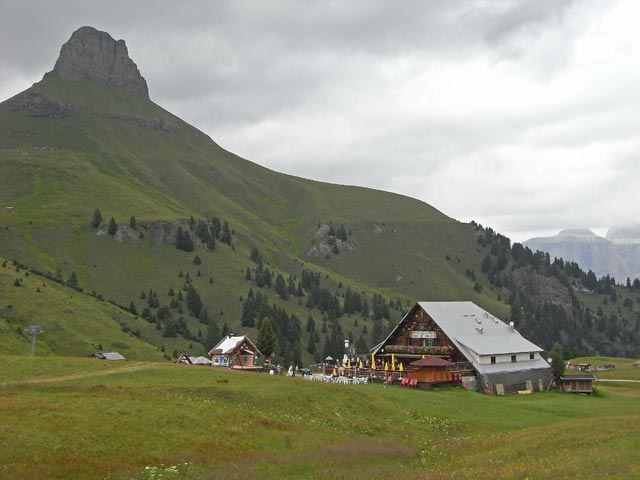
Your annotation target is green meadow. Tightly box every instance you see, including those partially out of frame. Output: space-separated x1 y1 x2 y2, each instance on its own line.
0 356 638 479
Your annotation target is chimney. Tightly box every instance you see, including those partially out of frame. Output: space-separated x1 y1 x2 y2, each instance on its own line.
476 327 483 334
509 322 515 332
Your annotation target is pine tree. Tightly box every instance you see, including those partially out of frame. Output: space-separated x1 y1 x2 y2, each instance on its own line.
129 301 137 315
221 322 229 338
108 217 117 235
221 221 232 245
182 231 194 252
205 322 221 351
90 208 102 228
337 224 347 241
129 215 136 229
275 274 288 299
67 271 78 288
257 318 276 357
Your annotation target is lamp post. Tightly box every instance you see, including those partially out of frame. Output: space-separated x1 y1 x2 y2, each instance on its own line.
344 338 349 372
345 338 357 377
24 325 44 357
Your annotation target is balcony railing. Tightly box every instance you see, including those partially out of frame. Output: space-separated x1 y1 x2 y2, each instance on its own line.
383 345 454 355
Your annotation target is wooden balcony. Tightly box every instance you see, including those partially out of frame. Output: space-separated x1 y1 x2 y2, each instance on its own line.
383 345 454 355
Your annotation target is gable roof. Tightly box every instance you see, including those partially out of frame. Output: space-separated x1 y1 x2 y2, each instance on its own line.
417 301 543 356
207 335 261 357
410 356 455 367
373 301 550 375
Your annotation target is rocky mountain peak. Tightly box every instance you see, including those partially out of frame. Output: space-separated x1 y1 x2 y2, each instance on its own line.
52 26 148 98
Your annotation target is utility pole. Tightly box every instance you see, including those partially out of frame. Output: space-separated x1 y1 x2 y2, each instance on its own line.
24 325 44 357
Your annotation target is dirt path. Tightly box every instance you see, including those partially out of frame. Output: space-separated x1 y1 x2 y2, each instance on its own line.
0 362 154 388
596 379 640 383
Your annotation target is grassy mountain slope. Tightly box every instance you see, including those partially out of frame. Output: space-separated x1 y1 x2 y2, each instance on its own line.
0 257 165 359
0 68 512 359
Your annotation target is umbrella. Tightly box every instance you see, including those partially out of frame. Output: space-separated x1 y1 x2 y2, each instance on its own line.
347 359 351 369
332 367 337 376
391 354 396 370
384 362 388 371
359 360 363 369
371 353 376 369
399 362 404 372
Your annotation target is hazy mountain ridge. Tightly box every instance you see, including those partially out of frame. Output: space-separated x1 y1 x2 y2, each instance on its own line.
524 227 640 281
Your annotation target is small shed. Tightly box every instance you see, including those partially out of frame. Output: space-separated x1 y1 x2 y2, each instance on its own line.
91 351 125 361
408 356 454 384
559 374 596 394
208 334 262 370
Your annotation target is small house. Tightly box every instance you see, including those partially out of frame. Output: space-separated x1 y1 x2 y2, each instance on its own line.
207 334 262 370
408 356 455 385
559 374 596 394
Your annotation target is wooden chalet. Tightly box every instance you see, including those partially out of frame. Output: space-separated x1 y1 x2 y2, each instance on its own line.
559 374 596 395
207 335 262 370
372 302 552 394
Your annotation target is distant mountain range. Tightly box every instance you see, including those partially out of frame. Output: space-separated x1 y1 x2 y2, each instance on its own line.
524 226 640 282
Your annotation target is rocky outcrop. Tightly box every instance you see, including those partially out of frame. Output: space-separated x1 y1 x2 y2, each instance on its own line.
306 223 355 257
146 222 179 245
524 227 640 281
511 267 573 309
6 89 69 118
53 26 148 98
96 223 141 244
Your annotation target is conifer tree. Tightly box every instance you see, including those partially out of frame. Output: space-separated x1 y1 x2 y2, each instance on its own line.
337 224 347 241
108 217 117 235
275 274 288 299
129 215 136 229
182 231 194 252
221 221 232 245
90 208 102 228
256 318 276 357
67 271 78 288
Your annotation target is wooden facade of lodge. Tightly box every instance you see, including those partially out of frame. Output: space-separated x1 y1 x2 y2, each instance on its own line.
372 302 552 394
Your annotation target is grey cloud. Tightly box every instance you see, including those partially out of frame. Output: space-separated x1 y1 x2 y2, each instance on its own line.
1 0 637 243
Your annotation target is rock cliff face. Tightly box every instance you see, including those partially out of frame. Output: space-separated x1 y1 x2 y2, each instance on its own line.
53 26 148 98
524 226 640 281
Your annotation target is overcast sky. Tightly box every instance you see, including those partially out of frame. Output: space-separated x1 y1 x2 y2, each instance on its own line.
2 0 639 242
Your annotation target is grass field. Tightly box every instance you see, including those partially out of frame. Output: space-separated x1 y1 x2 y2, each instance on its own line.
1 355 639 479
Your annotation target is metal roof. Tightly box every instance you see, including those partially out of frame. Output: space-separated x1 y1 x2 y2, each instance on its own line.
373 301 550 375
92 351 125 361
560 374 596 381
417 301 544 356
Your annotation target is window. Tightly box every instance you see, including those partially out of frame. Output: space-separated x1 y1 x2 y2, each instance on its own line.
530 353 535 360
490 356 496 364
511 355 517 363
